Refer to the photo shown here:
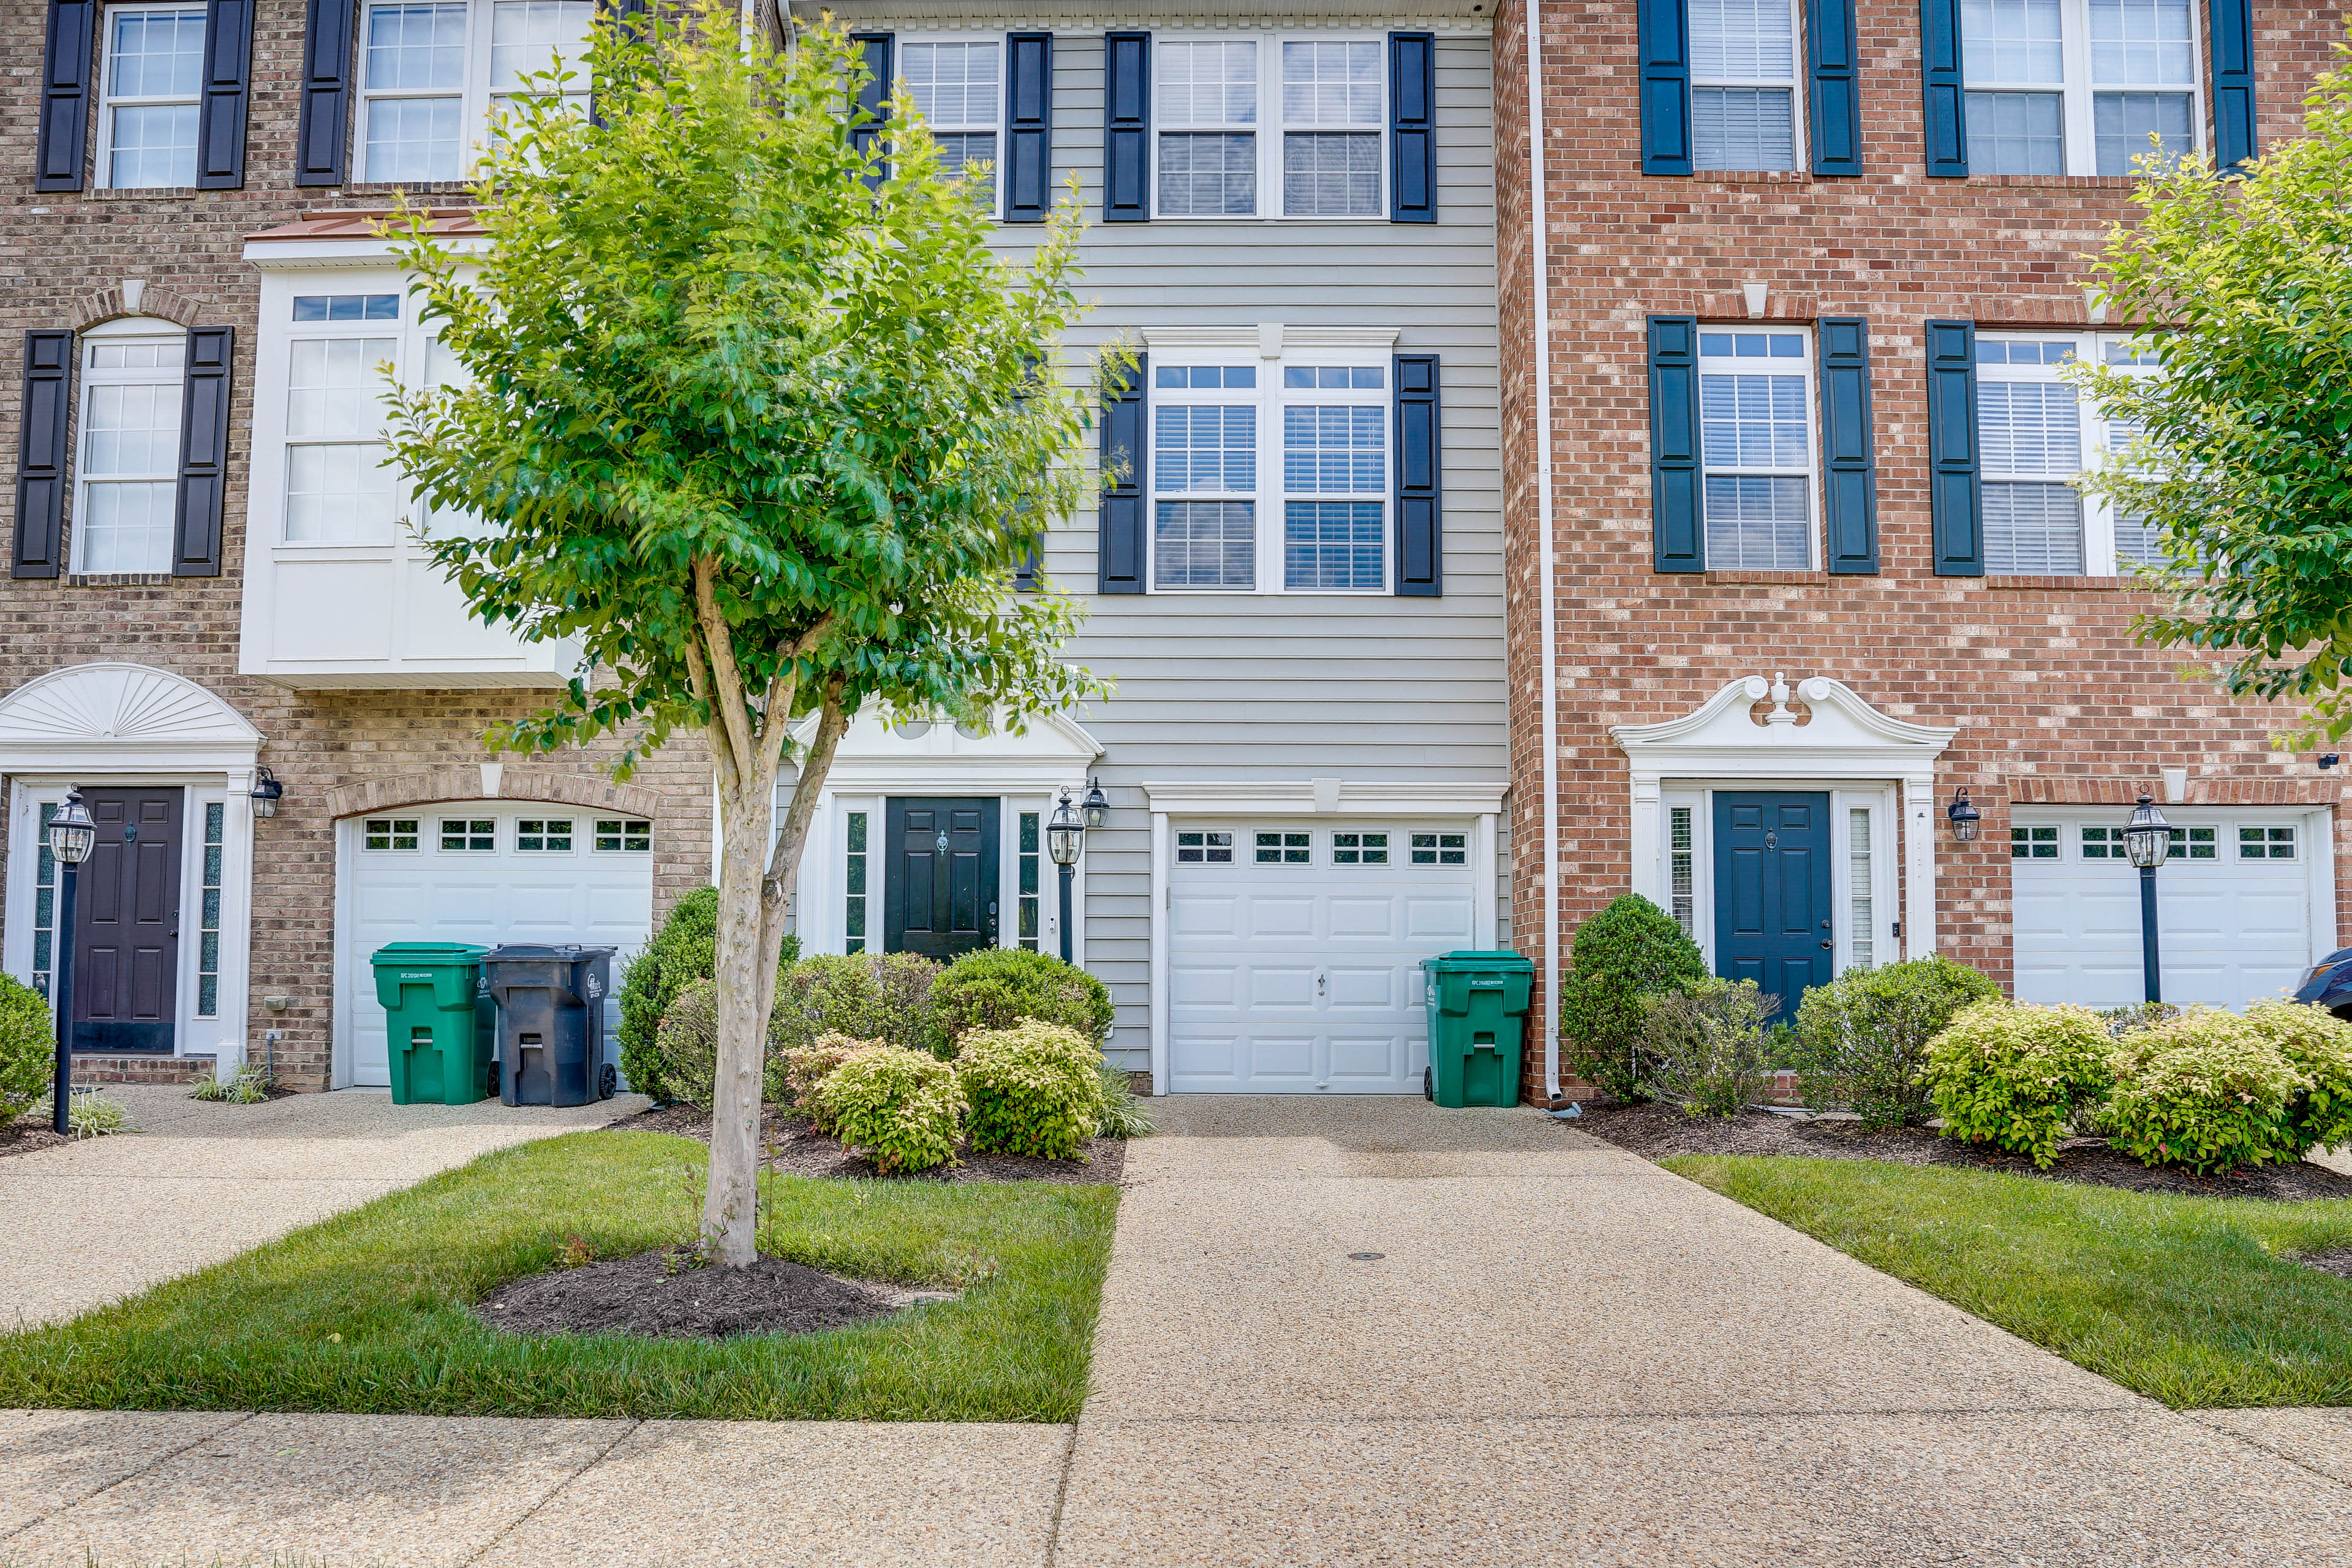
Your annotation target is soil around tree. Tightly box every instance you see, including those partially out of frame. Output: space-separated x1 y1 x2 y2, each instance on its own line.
1574 1101 2352 1202
474 1247 952 1340
603 1101 1128 1185
0 1118 68 1162
2301 1248 2352 1280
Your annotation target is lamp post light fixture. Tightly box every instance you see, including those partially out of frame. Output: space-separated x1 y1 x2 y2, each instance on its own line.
1080 776 1110 831
1945 788 1981 843
1046 789 1086 963
249 766 284 820
44 788 96 1135
2122 792 2172 1005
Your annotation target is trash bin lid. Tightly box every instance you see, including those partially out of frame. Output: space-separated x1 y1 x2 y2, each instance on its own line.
482 943 619 962
1420 949 1534 971
371 941 489 964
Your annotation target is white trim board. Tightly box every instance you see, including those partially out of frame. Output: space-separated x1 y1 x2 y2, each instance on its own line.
1142 779 1508 816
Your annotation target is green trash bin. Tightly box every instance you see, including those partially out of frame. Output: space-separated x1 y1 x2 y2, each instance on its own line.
1420 950 1534 1107
370 942 495 1106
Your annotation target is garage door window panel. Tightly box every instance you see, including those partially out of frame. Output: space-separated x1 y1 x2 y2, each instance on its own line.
1411 831 1466 866
1332 831 1389 864
1256 831 1311 864
1176 830 1234 864
440 818 496 852
593 818 650 852
2241 826 2295 859
364 817 421 851
516 817 573 852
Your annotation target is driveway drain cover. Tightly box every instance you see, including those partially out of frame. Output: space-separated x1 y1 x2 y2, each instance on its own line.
1348 1252 1384 1261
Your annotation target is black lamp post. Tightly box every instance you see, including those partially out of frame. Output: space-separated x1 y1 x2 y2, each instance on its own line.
2122 793 2171 1005
45 788 95 1134
1046 789 1086 963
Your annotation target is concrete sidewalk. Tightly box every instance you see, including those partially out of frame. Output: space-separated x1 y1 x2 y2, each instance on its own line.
0 1084 647 1328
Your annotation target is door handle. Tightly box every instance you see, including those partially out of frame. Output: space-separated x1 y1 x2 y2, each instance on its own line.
1317 970 1327 996
1819 939 1833 949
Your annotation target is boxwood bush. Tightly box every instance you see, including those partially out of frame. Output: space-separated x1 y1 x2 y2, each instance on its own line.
2103 1009 2308 1173
932 949 1114 1054
956 1020 1107 1159
616 887 799 1104
1923 1001 2112 1168
2240 999 2352 1155
1559 895 1707 1102
0 973 51 1126
814 1047 962 1175
1792 955 2002 1129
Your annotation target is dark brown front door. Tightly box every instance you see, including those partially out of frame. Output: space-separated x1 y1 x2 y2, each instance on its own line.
72 787 184 1054
884 797 1000 959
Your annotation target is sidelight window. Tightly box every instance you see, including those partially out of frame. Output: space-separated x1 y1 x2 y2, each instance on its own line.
844 810 869 954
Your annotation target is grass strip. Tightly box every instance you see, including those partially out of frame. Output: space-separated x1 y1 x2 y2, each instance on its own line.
0 1130 1116 1422
1664 1153 2352 1408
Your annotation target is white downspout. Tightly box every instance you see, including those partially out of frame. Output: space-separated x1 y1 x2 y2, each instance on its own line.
1525 0 1563 1103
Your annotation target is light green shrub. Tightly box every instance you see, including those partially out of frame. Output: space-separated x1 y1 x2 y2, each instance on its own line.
1559 895 1708 1102
780 1033 884 1136
2240 999 2352 1155
932 948 1115 1052
1096 1063 1155 1138
1923 1001 2112 1168
1792 955 2002 1130
0 974 53 1127
771 952 945 1061
814 1047 962 1175
189 1065 271 1105
1637 978 1776 1118
31 1088 127 1138
2104 1009 2307 1173
956 1020 1106 1159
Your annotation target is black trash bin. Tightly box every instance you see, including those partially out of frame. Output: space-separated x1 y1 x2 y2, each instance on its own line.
482 944 619 1106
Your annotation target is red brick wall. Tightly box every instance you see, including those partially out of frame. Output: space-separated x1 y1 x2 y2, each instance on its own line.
1497 0 2352 1096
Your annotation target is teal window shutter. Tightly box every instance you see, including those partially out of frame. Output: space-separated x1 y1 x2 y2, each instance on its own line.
851 32 892 184
1098 356 1146 593
1393 354 1442 595
1918 0 1967 176
1817 318 1877 575
1648 317 1703 573
1389 32 1436 222
1004 34 1053 222
2210 0 2255 172
1104 32 1150 222
1806 0 1861 176
1925 320 1983 576
1636 0 1691 176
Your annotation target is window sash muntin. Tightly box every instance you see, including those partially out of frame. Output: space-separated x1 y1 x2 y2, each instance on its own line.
75 332 187 574
1961 0 2201 175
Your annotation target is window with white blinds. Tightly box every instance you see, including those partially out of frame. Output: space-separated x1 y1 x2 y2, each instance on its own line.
1977 331 2160 575
1962 0 2201 175
1689 0 1800 171
1281 40 1382 215
1697 328 1816 570
901 39 1002 198
1153 36 1389 219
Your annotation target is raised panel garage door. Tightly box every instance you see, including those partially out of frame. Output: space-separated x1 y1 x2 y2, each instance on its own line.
1168 826 1478 1093
340 804 655 1088
2010 810 2325 1011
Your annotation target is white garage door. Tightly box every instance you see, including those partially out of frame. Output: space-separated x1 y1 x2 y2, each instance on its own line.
1168 824 1479 1093
2011 810 2328 1011
341 804 656 1087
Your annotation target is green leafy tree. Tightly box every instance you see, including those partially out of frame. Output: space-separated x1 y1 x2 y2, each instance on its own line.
2075 55 2352 745
382 8 1106 1262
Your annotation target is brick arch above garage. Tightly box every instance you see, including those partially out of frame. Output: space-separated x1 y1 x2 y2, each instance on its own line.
324 766 668 822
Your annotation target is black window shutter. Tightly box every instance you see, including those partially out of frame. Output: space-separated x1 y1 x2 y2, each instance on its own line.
1004 32 1054 222
1925 319 1983 576
1098 355 1145 594
2210 0 2256 172
1647 317 1703 573
13 331 74 580
1393 354 1442 596
1920 0 1969 177
1806 0 1861 176
1104 32 1151 222
1817 318 1878 575
590 0 647 127
194 0 254 189
173 327 233 577
1636 0 1691 176
1389 32 1436 223
35 1 96 194
851 32 894 185
295 0 355 186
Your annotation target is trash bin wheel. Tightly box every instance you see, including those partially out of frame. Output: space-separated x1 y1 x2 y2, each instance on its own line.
486 1060 500 1100
600 1063 618 1100
1423 1066 1434 1102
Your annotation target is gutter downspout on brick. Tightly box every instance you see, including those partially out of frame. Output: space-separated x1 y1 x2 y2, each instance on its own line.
1524 0 1562 1103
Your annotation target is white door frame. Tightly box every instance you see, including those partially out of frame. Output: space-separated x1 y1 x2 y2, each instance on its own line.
1660 782 1899 976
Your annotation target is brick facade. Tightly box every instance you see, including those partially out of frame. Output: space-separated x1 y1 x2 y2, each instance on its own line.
0 2 713 1091
1493 0 2352 1097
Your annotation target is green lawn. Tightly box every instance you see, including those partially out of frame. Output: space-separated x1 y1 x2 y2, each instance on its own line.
1664 1154 2352 1408
0 1131 1117 1422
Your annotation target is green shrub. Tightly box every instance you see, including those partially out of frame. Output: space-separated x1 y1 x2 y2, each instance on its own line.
31 1088 127 1138
2097 1000 2181 1038
1792 956 2002 1130
189 1065 271 1105
932 948 1114 1052
651 979 723 1109
1096 1064 1155 1138
0 974 52 1127
779 1033 884 1136
1637 977 1776 1118
956 1020 1106 1159
2240 999 2352 1153
2103 1009 2308 1173
814 1047 962 1175
1559 895 1707 1102
616 889 803 1104
771 952 944 1063
1923 1001 2112 1168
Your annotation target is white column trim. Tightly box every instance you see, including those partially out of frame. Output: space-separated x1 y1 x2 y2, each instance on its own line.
1902 772 1937 957
1148 810 1170 1095
1474 811 1499 950
1629 774 1665 908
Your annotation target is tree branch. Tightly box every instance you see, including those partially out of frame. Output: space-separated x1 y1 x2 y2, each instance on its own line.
692 556 758 786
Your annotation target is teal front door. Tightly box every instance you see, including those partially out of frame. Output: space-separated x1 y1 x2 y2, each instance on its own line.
1712 791 1833 1020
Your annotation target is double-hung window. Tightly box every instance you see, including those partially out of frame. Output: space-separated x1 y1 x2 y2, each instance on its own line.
358 0 591 183
1158 41 1259 216
1281 41 1383 215
1281 366 1389 589
1152 37 1387 218
1689 0 1801 171
1961 0 2199 175
900 39 1002 199
97 6 206 189
1976 330 2161 575
1697 328 1816 570
282 293 403 543
1152 365 1259 589
74 326 186 574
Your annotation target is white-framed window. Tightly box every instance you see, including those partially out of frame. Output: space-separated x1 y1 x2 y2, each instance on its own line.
843 809 869 954
2241 825 2297 860
1254 830 1312 864
1689 0 1801 172
74 322 186 575
1153 36 1387 219
1978 330 2160 576
1962 0 2201 175
1411 831 1467 866
358 0 591 184
439 816 497 852
515 816 573 851
1332 830 1389 864
1175 830 1235 864
1698 327 1817 571
899 37 1001 203
196 799 224 1017
363 816 422 851
592 818 650 852
281 292 402 543
1017 810 1040 949
1148 345 1390 595
1846 807 1874 970
97 4 206 188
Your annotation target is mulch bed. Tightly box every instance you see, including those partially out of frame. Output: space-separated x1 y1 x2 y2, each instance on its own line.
474 1247 950 1340
0 1119 70 1162
603 1101 1128 1185
1574 1101 2352 1203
